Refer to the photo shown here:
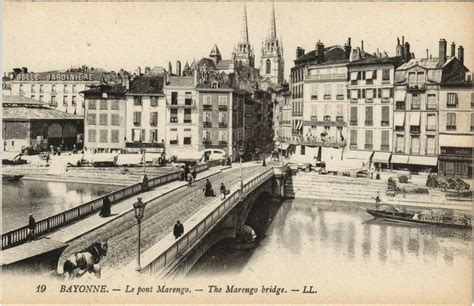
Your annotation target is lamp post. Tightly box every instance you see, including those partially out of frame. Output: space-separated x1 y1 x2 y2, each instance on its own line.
239 148 244 199
133 197 145 272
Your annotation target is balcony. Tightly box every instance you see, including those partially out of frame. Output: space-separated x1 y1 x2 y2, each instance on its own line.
382 98 390 103
364 144 373 150
350 98 358 103
410 126 421 134
336 116 344 122
218 141 228 146
381 144 390 151
426 103 437 110
219 122 228 128
350 120 358 126
365 98 373 103
169 117 178 123
203 104 212 110
365 121 373 126
446 125 457 131
290 136 347 148
125 142 164 148
366 79 373 85
324 95 331 100
426 125 436 131
203 122 212 128
336 94 345 100
311 95 318 100
350 144 358 149
381 120 390 126
307 73 347 81
218 105 228 111
395 102 406 110
407 84 426 91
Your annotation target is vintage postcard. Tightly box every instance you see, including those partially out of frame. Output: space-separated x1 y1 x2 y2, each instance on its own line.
1 1 473 304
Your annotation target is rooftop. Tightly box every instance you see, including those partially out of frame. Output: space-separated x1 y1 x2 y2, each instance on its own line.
2 95 46 106
3 96 83 120
81 84 128 95
397 57 453 70
348 56 405 67
166 76 195 88
128 75 164 95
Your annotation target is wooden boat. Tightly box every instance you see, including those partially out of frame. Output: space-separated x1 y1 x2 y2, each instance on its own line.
2 174 24 182
361 207 472 229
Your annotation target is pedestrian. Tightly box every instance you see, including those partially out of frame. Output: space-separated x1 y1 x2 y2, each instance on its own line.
142 174 149 191
370 164 375 179
220 183 228 200
187 172 194 187
27 214 36 241
191 168 197 181
45 152 50 165
372 191 382 208
204 179 215 197
99 196 111 217
173 220 184 239
180 166 185 181
376 168 381 180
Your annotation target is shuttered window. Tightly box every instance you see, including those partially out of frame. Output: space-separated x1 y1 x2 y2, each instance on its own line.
381 130 389 151
426 136 435 155
365 130 373 149
446 113 456 130
350 107 358 125
365 106 373 126
350 130 357 146
381 106 390 126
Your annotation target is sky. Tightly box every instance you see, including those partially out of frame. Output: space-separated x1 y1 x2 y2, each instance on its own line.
3 2 474 79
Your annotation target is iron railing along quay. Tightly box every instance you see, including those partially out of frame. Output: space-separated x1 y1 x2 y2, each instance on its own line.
1 162 213 250
140 167 275 275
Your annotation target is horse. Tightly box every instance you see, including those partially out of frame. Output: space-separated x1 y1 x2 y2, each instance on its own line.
61 241 108 280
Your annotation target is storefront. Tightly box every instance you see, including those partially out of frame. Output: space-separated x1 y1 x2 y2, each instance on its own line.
438 135 473 178
371 152 392 170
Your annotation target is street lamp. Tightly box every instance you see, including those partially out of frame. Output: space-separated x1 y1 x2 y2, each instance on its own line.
133 197 145 272
239 148 244 199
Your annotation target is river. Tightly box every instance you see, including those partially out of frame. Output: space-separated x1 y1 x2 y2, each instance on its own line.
2 179 120 232
188 198 472 303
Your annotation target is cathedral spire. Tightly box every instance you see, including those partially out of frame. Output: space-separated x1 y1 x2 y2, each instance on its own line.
240 4 249 44
268 2 277 41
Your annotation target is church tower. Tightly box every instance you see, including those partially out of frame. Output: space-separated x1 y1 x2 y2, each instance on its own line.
260 3 284 86
232 4 255 67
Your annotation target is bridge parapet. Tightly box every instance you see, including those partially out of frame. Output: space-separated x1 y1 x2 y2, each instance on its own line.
139 167 275 277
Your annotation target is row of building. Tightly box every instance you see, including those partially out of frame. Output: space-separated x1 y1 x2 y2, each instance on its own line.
274 36 472 178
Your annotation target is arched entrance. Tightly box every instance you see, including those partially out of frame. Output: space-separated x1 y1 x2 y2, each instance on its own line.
47 123 63 148
63 123 78 150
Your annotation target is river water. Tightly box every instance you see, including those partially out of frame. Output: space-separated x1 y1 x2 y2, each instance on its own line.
2 180 120 232
188 198 472 303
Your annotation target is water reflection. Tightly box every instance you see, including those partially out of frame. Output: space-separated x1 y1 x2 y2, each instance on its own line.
2 180 119 231
189 198 472 301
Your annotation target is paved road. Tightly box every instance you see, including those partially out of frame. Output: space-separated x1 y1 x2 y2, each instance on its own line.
57 164 267 274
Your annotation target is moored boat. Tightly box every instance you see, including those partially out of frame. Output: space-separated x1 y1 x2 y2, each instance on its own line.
362 207 472 229
2 174 24 182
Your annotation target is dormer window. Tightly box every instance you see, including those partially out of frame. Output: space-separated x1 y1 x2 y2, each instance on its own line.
211 81 218 89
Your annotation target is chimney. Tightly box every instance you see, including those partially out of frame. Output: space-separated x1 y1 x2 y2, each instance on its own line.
404 42 411 62
136 66 142 75
361 40 364 51
458 46 464 64
145 66 151 74
316 41 325 63
296 47 305 58
439 38 447 64
176 61 182 77
22 67 28 73
168 62 173 76
402 36 405 45
121 74 130 90
451 42 456 57
426 49 429 59
344 37 352 59
194 69 199 86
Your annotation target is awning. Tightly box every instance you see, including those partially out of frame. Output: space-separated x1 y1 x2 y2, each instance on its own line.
116 154 143 166
382 88 390 98
343 150 373 160
365 71 374 79
395 90 406 102
439 134 473 148
351 89 358 99
409 112 421 126
145 153 162 162
350 72 358 81
372 152 391 164
92 153 118 163
391 154 409 164
175 151 203 162
279 143 290 150
321 147 342 162
394 112 405 127
408 156 438 166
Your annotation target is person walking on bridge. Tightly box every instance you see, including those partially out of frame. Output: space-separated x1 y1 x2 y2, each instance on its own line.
173 221 184 239
27 214 36 241
220 183 228 200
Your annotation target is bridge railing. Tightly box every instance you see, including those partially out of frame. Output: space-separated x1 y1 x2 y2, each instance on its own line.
140 167 275 276
1 162 212 250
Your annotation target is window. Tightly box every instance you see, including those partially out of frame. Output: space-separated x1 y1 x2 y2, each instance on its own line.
39 85 44 93
471 93 474 108
446 113 456 130
381 106 390 126
396 101 405 110
426 136 435 155
111 114 120 126
183 129 192 145
111 100 119 110
417 72 425 84
426 114 436 131
169 128 178 145
184 109 192 123
336 84 345 99
324 84 332 100
39 95 43 102
150 96 158 107
63 96 68 106
88 100 97 110
381 130 390 151
218 96 228 108
218 131 228 144
396 135 404 153
63 85 68 93
184 92 192 106
203 95 212 107
300 145 305 155
171 92 178 105
50 96 57 106
99 130 108 143
100 100 108 110
133 111 142 126
51 84 56 93
266 59 271 74
134 96 142 106
150 129 158 142
150 112 158 126
447 93 458 108
408 72 416 87
31 84 35 93
219 112 227 126
410 135 420 154
382 69 390 81
411 94 421 110
132 128 142 142
203 130 211 143
311 85 318 100
31 95 35 99
350 107 358 125
427 94 437 110
471 113 474 131
72 96 77 107
350 130 357 148
365 106 373 126
366 88 374 100
88 130 96 142
99 114 108 125
365 130 373 150
111 130 119 143
87 114 96 125
351 89 358 101
204 111 211 123
72 85 76 93
170 109 178 123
